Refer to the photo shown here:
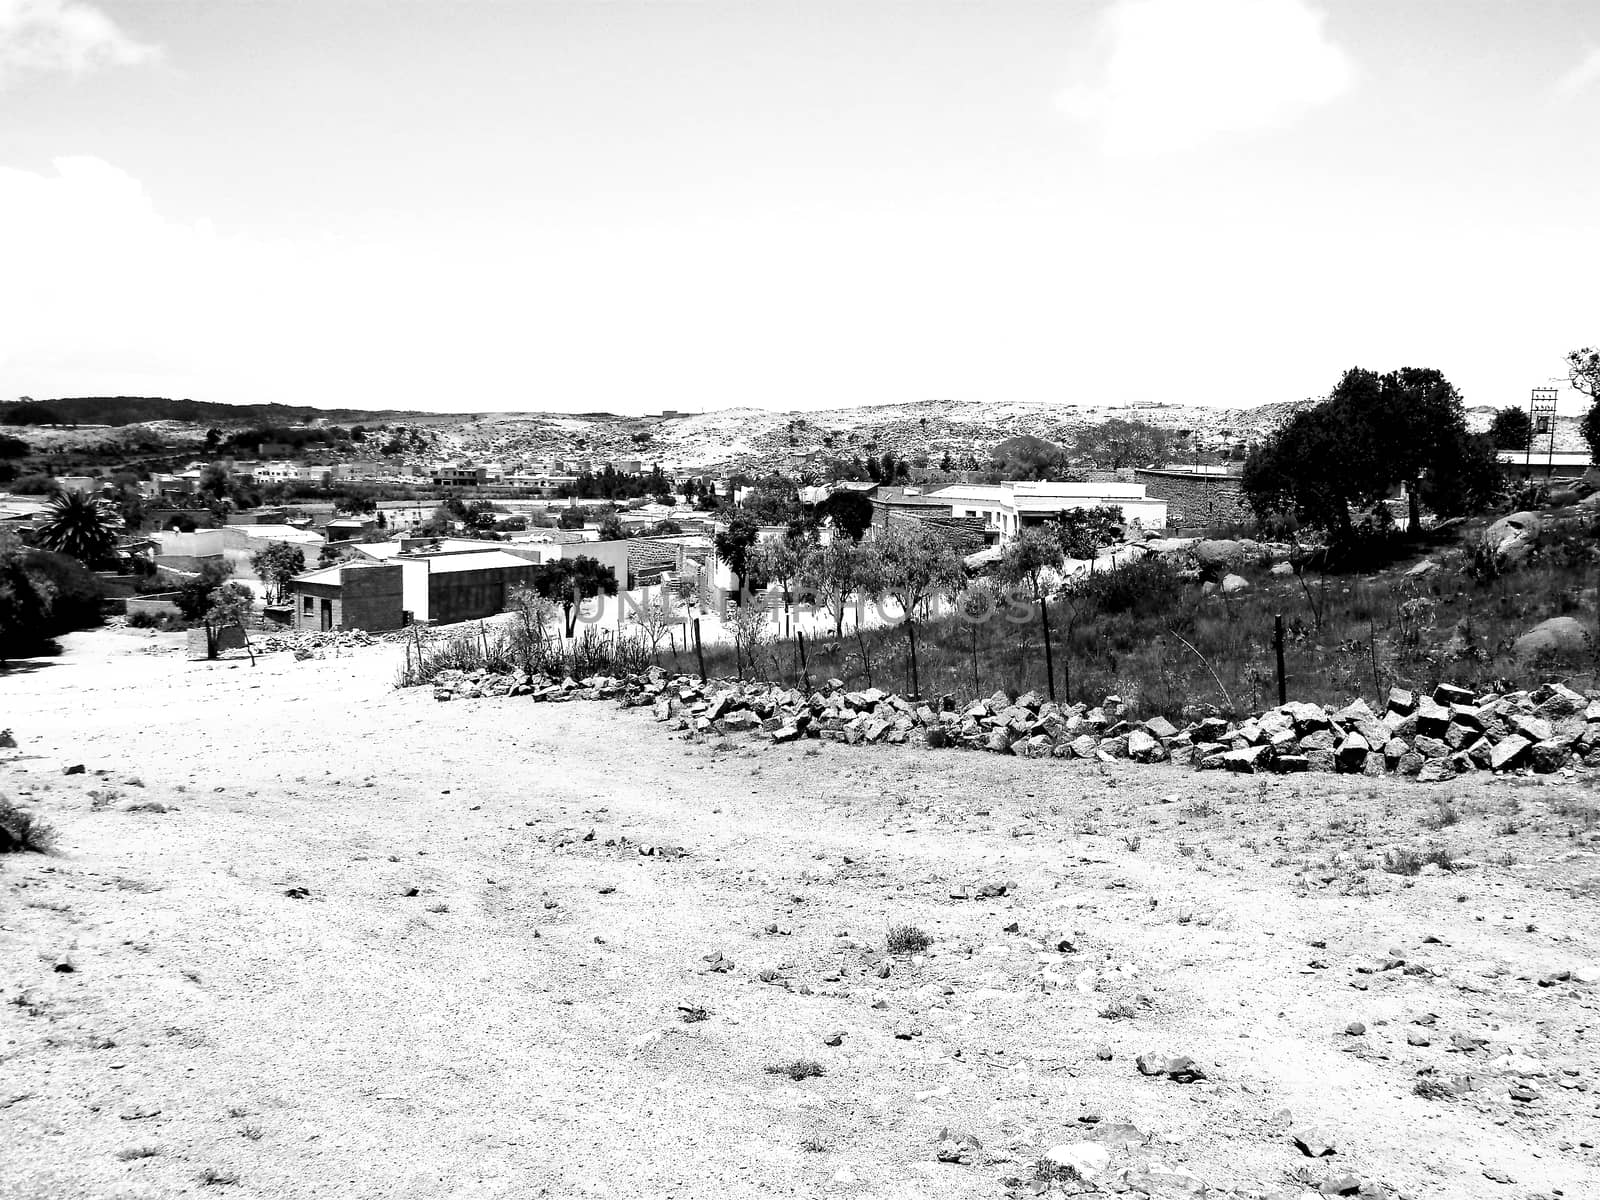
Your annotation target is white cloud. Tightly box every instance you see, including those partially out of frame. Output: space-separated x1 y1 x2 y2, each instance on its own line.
0 0 156 83
1058 0 1354 155
1554 45 1600 98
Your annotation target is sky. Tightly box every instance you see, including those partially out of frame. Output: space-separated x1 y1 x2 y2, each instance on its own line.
0 0 1596 416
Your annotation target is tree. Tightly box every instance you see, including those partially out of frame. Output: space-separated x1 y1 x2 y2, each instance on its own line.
1054 505 1123 561
336 491 377 515
1072 419 1169 470
860 522 966 698
818 489 874 543
557 506 589 530
175 560 235 623
250 542 306 604
34 489 123 567
998 527 1066 701
749 530 813 637
1488 406 1532 451
200 582 254 661
1570 348 1600 461
1418 430 1502 519
1242 366 1487 543
990 435 1065 480
805 538 867 637
598 513 625 541
0 531 53 666
532 555 619 636
714 515 761 594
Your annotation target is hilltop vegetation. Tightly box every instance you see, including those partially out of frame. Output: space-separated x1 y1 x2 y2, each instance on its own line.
1 396 435 428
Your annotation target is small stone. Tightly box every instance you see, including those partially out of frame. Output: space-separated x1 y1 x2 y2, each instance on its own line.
1043 1141 1111 1177
1344 1021 1367 1036
822 1030 845 1047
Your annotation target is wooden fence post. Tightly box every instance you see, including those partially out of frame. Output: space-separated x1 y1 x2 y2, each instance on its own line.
1274 613 1287 706
692 616 707 683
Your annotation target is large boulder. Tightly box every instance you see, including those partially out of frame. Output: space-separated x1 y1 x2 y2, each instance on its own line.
1219 573 1252 595
1191 539 1261 573
1513 616 1589 664
1485 511 1541 565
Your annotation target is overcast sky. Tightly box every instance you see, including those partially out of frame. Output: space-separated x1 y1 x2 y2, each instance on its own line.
0 0 1595 416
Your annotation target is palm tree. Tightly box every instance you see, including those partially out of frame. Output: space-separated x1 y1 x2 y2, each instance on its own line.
34 489 123 567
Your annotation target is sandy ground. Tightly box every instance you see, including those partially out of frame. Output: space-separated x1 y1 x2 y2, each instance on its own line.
2 629 1598 1200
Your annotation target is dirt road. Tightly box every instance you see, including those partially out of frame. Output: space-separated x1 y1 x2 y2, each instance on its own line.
2 629 1597 1199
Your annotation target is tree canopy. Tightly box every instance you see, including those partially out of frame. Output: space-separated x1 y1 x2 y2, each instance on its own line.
818 489 874 543
1488 406 1532 451
1242 366 1497 541
34 489 123 568
1072 419 1169 470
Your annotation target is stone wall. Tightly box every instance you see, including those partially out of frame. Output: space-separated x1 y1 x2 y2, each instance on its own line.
1134 469 1247 531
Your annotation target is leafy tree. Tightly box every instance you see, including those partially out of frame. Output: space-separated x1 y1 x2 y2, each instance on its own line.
598 513 625 541
0 531 52 665
1570 348 1600 461
200 582 254 661
175 560 235 622
336 491 377 515
250 542 306 603
532 555 619 636
860 522 966 698
557 506 589 530
652 519 682 536
714 515 761 594
0 434 28 458
990 435 1065 480
998 527 1066 701
9 473 57 495
1053 505 1124 560
34 489 123 567
818 489 874 543
1243 366 1487 543
1488 406 1532 451
805 538 867 637
749 530 814 637
1417 430 1502 519
1072 419 1169 470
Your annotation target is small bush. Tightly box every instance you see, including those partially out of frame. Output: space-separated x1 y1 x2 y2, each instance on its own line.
0 799 55 854
766 1058 824 1081
1420 801 1460 831
886 924 932 954
126 609 162 628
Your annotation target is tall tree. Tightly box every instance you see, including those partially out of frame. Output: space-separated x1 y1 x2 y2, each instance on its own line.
1569 347 1600 461
1488 406 1532 451
714 515 761 595
818 489 874 543
250 542 306 604
34 489 123 567
860 522 966 698
1072 419 1169 470
998 527 1066 702
805 538 867 637
1243 366 1487 542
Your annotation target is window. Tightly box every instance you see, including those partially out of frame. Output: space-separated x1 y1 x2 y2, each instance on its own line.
303 597 313 613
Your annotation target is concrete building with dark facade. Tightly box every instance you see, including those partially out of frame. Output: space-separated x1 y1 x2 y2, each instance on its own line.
290 562 405 633
288 548 544 630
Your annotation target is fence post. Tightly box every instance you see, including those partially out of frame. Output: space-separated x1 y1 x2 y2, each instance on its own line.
692 616 707 683
797 629 809 691
1274 613 1287 706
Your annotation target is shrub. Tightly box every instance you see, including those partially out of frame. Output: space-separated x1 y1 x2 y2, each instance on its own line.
126 610 161 628
886 924 932 954
765 1059 824 1081
0 798 56 854
1071 556 1182 618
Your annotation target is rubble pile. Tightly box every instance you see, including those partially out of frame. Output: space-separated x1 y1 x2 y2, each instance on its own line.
423 667 1599 781
258 629 378 655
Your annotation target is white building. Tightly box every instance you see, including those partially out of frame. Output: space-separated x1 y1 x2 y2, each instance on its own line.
927 481 1167 540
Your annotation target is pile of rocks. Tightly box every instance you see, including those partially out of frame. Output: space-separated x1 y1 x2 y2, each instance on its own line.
422 667 1599 781
258 629 378 655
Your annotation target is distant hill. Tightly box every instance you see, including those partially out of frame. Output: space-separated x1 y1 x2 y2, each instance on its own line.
1 396 438 428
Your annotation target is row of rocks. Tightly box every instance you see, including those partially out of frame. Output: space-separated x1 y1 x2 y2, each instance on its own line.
424 667 1600 782
259 629 378 655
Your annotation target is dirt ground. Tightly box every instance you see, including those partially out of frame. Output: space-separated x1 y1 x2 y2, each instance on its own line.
2 629 1598 1200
